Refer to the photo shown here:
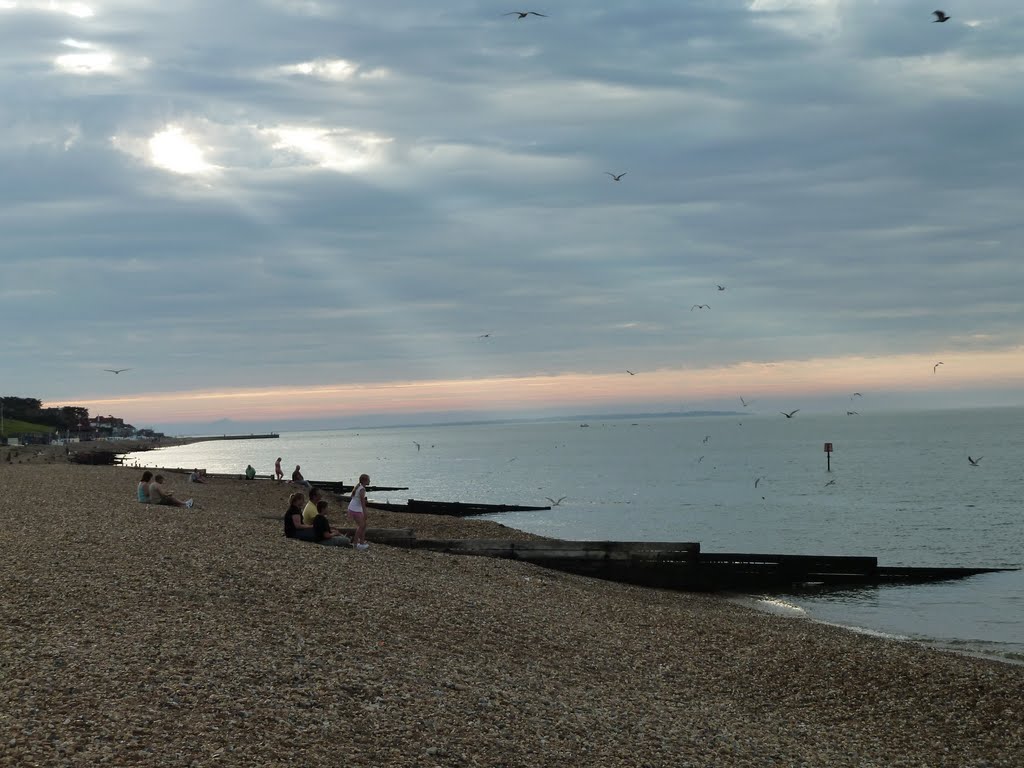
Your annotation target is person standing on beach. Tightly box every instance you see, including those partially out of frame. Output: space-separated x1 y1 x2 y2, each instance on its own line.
137 471 153 503
347 473 371 551
274 457 284 481
302 487 322 526
283 492 315 542
149 474 194 508
312 499 350 547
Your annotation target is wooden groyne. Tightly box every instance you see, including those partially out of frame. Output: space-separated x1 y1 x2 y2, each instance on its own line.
184 433 280 441
368 534 1015 593
130 468 409 494
367 499 552 516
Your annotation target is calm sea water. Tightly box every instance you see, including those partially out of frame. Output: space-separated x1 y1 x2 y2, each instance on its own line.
126 407 1024 664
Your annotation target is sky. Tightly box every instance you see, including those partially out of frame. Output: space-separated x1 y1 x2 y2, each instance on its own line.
3 1 1024 432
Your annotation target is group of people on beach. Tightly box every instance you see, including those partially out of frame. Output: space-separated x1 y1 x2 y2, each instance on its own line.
282 474 372 550
136 471 194 508
134 463 372 550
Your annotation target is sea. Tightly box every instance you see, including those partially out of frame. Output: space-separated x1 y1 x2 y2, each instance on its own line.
123 407 1024 665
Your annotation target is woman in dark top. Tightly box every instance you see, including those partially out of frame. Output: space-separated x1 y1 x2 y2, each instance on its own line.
283 492 315 541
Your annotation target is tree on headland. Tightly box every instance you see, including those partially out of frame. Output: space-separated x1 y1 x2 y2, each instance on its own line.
1 397 90 433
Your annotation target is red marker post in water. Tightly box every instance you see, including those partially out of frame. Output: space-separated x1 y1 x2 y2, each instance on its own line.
824 442 833 472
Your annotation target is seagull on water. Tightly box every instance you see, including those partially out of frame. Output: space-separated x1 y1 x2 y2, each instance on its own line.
104 368 131 374
781 409 800 418
504 11 547 19
545 496 567 506
932 10 950 23
605 172 626 181
968 456 983 466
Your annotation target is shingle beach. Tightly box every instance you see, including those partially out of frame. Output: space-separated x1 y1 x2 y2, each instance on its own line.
1 459 1021 767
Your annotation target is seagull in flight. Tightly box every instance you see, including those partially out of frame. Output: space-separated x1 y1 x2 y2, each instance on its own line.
413 441 420 451
781 409 799 418
605 172 626 181
626 370 636 376
824 479 836 487
717 285 726 291
505 11 547 19
932 10 950 23
754 476 763 488
104 368 131 374
740 396 753 407
702 435 710 444
477 333 493 339
968 456 983 466
691 304 710 311
850 392 863 399
933 361 943 373
847 411 859 416
545 496 567 506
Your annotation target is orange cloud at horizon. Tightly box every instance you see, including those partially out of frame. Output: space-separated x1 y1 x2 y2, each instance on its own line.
51 348 1024 424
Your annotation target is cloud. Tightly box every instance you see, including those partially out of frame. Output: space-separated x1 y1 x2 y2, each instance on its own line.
1 0 1023 423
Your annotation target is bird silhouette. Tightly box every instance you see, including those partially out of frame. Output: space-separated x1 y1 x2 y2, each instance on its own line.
626 370 636 375
933 362 943 373
504 11 547 19
702 435 710 444
605 172 626 181
717 285 726 291
781 409 799 418
691 304 710 311
740 396 753 407
968 456 983 466
824 479 836 487
851 392 863 399
545 496 567 506
413 441 420 451
104 368 131 374
847 411 859 416
932 10 950 23
754 477 763 488
478 333 492 339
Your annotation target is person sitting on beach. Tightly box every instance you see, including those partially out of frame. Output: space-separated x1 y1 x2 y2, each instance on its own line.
302 487 322 526
137 470 153 503
149 474 194 509
291 464 311 489
188 469 205 484
245 464 256 480
312 499 350 547
274 457 284 481
347 473 371 551
283 492 315 542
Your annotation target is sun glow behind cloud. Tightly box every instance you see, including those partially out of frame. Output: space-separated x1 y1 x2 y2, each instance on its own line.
2 1 94 16
148 126 216 175
262 125 391 172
